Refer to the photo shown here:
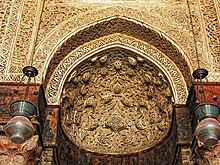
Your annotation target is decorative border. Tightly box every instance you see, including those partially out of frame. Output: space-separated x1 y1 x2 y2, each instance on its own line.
2 3 219 83
46 33 188 105
33 6 196 79
0 0 23 74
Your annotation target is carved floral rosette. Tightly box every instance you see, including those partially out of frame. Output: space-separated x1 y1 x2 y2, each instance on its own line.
61 48 173 154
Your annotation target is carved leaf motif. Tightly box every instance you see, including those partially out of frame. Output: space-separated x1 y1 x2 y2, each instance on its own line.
102 95 113 104
121 97 131 107
88 121 98 131
157 120 166 131
114 60 122 70
97 134 112 147
128 57 137 66
85 97 96 108
91 56 98 63
65 111 74 125
79 130 87 141
79 86 87 96
105 114 127 132
137 56 144 62
127 69 135 77
74 113 82 126
100 67 108 76
143 73 152 84
82 72 92 83
136 117 147 130
100 55 108 63
121 135 133 145
113 82 122 94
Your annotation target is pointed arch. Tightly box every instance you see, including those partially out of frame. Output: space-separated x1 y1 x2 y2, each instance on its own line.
45 33 188 105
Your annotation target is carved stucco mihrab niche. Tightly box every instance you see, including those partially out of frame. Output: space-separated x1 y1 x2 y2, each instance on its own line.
61 47 173 154
45 34 188 105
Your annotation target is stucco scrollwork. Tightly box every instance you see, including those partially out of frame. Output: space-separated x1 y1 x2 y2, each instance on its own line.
199 0 220 72
61 47 173 154
0 0 44 82
34 6 197 80
45 33 188 105
0 0 22 74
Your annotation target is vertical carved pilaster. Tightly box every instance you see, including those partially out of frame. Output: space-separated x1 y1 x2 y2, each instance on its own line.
41 106 59 147
175 106 193 164
39 105 59 165
0 135 41 165
181 146 191 165
40 148 54 165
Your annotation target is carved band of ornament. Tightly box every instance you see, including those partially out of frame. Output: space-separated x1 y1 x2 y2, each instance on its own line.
199 0 220 72
33 6 197 76
208 73 220 82
187 0 210 69
46 33 188 105
8 0 40 74
0 0 23 74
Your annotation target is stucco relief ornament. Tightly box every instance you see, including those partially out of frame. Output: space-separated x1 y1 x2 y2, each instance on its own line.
61 48 173 154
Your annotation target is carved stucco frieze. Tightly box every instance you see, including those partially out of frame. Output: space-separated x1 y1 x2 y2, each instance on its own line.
0 0 23 74
37 0 193 47
0 0 43 80
8 0 44 74
185 0 220 81
60 47 173 154
187 0 209 69
197 0 220 72
45 33 188 105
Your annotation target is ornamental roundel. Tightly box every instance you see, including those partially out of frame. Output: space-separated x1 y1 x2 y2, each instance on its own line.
61 47 173 154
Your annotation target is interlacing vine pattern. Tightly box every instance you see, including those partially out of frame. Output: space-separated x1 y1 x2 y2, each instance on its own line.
61 48 173 154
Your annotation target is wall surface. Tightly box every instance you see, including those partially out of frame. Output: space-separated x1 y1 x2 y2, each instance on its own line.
0 0 220 164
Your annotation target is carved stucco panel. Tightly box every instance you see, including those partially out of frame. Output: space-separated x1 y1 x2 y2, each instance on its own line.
0 0 43 80
60 47 174 154
0 0 23 74
197 0 220 72
8 0 44 74
45 33 188 105
1 1 220 82
186 0 220 81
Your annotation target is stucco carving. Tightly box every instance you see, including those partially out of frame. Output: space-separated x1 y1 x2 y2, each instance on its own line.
198 0 220 72
61 47 173 154
0 135 41 165
45 33 188 105
1 1 220 83
0 0 22 74
0 0 43 81
58 117 178 164
34 6 196 81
